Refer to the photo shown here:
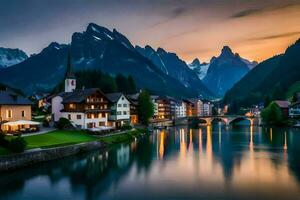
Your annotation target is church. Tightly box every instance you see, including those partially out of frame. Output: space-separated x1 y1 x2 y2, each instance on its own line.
51 54 111 130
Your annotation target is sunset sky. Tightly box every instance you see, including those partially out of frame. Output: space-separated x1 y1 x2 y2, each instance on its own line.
0 0 299 63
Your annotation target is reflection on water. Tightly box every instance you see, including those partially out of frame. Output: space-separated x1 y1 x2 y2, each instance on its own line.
1 124 300 200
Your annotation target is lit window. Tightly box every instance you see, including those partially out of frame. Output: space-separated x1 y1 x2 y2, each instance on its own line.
6 110 12 118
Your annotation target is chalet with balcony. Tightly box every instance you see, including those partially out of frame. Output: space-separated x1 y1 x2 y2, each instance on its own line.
51 54 111 130
106 93 131 128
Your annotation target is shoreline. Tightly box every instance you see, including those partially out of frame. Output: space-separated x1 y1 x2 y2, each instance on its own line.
0 129 147 173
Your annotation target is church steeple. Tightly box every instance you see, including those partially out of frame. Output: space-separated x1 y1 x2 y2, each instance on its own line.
65 51 76 92
66 51 75 79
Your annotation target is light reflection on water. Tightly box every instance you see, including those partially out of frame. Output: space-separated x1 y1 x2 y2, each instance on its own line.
1 124 300 200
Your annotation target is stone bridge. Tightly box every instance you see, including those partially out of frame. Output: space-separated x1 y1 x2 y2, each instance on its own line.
196 115 260 126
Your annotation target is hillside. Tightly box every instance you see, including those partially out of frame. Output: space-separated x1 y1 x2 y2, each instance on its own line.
224 38 300 107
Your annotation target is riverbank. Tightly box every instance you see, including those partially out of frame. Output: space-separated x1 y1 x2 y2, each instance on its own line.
0 128 147 172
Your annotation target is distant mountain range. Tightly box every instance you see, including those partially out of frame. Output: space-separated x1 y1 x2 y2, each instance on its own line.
0 22 261 99
0 47 28 69
224 38 300 107
202 46 257 97
135 45 212 97
0 23 213 98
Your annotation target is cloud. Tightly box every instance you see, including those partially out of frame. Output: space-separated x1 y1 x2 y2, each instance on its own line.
248 31 300 41
231 8 263 18
148 6 188 29
230 2 300 18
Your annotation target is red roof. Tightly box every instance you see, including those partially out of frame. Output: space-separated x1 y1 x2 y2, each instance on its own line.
274 100 290 108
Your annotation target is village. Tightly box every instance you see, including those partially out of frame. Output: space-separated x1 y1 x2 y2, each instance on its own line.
1 54 300 136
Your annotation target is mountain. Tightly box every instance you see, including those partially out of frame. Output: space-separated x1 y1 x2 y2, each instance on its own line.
135 46 213 97
224 38 300 107
188 58 210 80
0 47 28 69
0 23 212 98
202 46 256 97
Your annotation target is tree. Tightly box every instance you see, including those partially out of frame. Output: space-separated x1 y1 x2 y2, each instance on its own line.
272 83 284 100
127 75 136 94
261 102 283 125
138 89 154 125
264 95 271 108
115 74 129 93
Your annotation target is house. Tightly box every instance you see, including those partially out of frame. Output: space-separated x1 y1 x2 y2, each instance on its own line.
151 95 159 119
289 101 300 118
0 91 34 132
175 100 186 118
183 99 194 117
106 93 131 128
202 100 213 116
51 54 111 130
127 93 139 125
274 100 290 118
153 96 172 120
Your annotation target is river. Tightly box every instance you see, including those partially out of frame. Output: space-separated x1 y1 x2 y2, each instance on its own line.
0 124 300 200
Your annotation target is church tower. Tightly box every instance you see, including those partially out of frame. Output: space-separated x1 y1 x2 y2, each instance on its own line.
64 52 76 93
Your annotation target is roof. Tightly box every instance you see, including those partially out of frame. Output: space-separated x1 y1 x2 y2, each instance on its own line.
106 92 125 103
59 88 109 103
0 91 32 105
274 100 290 108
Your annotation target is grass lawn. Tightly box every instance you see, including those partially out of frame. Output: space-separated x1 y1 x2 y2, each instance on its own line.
24 130 97 149
99 129 147 145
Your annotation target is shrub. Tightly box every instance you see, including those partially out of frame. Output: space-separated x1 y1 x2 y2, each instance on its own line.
42 119 50 127
57 117 71 129
121 124 132 131
0 133 9 147
7 137 27 153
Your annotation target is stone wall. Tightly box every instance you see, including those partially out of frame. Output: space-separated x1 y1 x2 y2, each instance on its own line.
0 141 104 172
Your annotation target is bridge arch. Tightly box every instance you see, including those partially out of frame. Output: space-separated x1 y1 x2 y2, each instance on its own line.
229 117 253 125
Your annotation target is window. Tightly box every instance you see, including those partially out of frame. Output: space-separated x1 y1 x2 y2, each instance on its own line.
123 111 127 115
122 97 124 100
21 110 25 117
77 115 81 119
123 104 127 107
68 114 71 120
6 110 12 118
102 113 106 118
118 104 122 107
87 114 92 119
117 111 122 115
69 104 75 109
94 113 99 118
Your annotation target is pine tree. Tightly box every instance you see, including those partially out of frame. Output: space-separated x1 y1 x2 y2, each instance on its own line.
138 89 154 125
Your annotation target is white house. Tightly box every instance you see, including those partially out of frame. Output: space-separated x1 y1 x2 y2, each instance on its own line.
289 101 300 118
175 100 186 118
106 93 131 128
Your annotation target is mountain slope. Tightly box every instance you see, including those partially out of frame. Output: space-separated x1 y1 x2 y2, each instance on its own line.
224 38 300 106
135 46 213 97
203 46 254 97
0 23 210 98
0 47 28 69
188 58 210 80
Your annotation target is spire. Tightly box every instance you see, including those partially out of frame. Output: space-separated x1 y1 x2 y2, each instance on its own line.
66 51 75 79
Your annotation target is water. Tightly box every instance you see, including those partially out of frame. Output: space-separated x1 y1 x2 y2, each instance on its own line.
1 124 300 200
